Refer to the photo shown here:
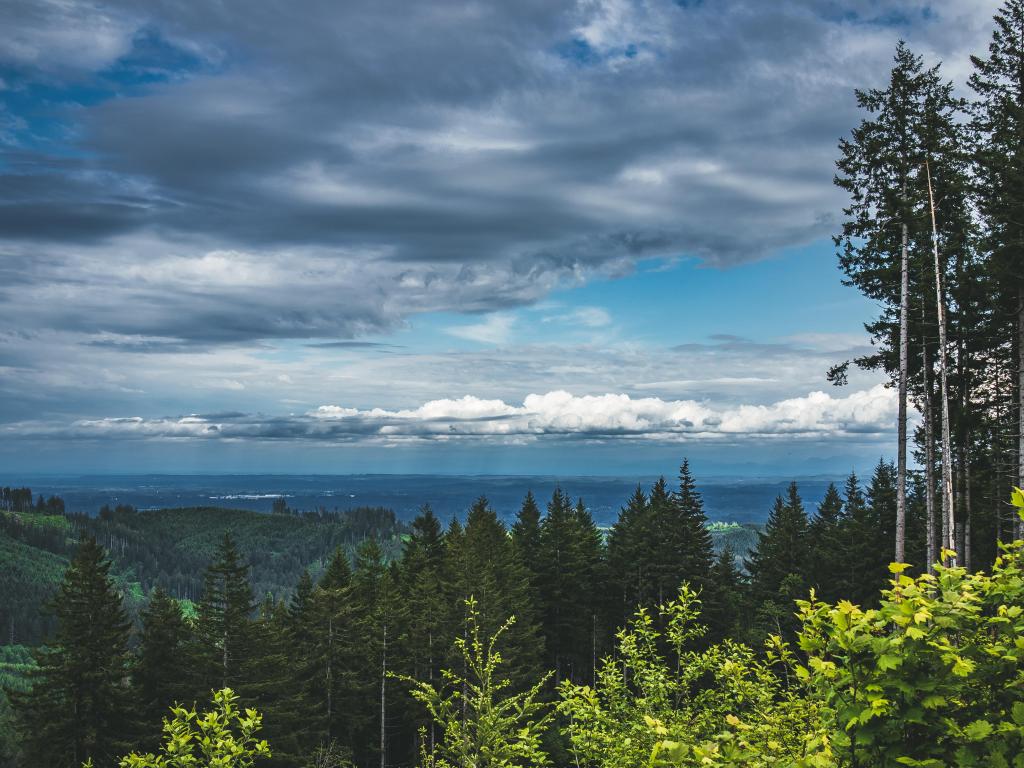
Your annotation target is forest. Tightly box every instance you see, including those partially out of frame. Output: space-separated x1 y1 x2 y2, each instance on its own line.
4 1 1024 766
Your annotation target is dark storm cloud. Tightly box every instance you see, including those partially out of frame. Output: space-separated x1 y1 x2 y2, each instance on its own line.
0 0 997 347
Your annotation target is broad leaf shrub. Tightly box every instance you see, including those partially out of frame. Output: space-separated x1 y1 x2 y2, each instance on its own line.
797 489 1024 768
558 586 831 767
404 597 554 768
86 688 271 768
561 491 1024 767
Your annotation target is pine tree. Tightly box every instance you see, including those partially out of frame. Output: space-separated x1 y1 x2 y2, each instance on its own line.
644 477 674 606
187 534 257 703
510 491 543 601
710 544 744 640
11 537 134 767
249 596 311 768
661 461 720 639
835 42 958 563
134 587 188 748
304 547 358 757
606 484 651 630
744 483 810 638
970 0 1024 542
349 539 398 768
445 498 544 692
840 461 900 605
395 506 449 764
535 489 605 684
807 483 846 602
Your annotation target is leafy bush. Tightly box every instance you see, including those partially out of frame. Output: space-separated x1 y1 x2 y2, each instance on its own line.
559 586 830 767
405 597 553 768
796 489 1024 768
93 688 271 768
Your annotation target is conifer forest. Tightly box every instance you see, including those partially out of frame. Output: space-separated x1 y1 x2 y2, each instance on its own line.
3 2 1024 768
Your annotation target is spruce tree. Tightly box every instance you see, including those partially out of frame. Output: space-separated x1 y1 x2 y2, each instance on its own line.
350 538 398 768
744 483 810 638
305 547 358 757
134 587 188 748
970 0 1024 542
644 477 674 606
535 489 606 684
395 506 448 764
807 483 846 602
249 596 311 768
187 534 257 702
445 497 544 692
710 544 744 640
835 42 957 562
11 537 134 768
606 484 651 630
666 461 716 611
510 491 543 601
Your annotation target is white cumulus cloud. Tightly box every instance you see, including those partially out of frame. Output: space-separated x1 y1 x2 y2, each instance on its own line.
8 384 898 444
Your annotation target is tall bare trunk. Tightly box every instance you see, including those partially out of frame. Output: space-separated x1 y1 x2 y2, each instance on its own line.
380 620 387 768
964 457 972 570
896 217 909 563
327 614 333 739
922 334 937 570
925 159 956 563
1018 289 1024 540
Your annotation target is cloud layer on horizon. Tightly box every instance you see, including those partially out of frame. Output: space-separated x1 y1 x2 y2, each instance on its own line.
4 384 899 445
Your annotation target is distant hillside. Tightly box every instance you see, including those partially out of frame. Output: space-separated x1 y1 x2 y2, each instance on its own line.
0 504 408 646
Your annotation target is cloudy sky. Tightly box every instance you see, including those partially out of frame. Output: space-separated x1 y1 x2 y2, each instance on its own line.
0 0 1000 476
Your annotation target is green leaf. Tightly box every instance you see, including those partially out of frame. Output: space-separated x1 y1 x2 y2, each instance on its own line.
1012 702 1024 726
963 720 992 741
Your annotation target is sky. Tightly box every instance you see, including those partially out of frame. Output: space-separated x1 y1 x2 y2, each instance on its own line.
0 0 1003 476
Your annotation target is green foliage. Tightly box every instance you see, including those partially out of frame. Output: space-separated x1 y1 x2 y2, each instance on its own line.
135 588 190 748
559 585 829 768
744 483 810 639
108 688 270 768
797 529 1024 767
187 534 259 700
11 537 134 768
405 597 553 768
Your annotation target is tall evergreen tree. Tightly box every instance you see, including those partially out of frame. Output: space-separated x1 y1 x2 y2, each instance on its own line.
304 547 359 757
445 497 544 692
807 483 846 602
350 539 399 768
510 491 543 601
835 41 946 563
536 488 605 684
11 537 134 768
710 544 744 640
970 0 1024 542
606 484 651 630
744 483 810 638
187 534 257 702
644 476 674 606
134 586 188 748
394 506 448 764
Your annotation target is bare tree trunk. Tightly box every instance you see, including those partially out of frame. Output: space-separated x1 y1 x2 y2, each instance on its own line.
926 159 956 564
964 457 972 570
922 333 937 570
896 217 910 563
428 629 435 754
327 614 333 739
1018 289 1024 541
380 620 387 768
